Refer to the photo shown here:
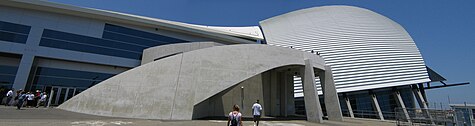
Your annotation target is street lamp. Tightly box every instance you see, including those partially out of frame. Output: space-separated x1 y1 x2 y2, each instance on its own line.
241 86 244 110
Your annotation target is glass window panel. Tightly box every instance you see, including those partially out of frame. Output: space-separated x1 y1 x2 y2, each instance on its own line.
40 37 142 59
0 21 31 34
0 31 28 43
104 24 186 43
41 30 143 59
0 65 18 75
101 39 145 52
35 67 114 80
32 67 116 88
43 30 144 53
0 75 15 85
35 76 96 87
42 29 86 42
102 31 168 47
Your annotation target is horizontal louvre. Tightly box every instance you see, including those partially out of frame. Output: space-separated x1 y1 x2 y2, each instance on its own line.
260 6 430 93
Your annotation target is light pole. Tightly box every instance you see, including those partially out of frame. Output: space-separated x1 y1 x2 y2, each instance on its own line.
241 86 244 111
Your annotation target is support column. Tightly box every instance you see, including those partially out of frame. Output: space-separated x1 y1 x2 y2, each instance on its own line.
319 65 343 121
302 59 323 123
412 85 430 109
395 91 411 123
370 93 385 120
269 70 279 116
12 27 43 91
279 72 286 116
418 83 428 106
412 85 434 124
12 54 34 90
285 72 295 116
344 94 355 118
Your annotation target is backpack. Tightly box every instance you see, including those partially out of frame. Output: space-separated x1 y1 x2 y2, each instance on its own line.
230 113 238 126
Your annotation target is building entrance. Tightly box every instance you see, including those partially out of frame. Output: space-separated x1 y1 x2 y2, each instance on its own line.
46 86 84 106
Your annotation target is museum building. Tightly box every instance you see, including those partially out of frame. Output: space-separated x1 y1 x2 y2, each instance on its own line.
0 0 461 121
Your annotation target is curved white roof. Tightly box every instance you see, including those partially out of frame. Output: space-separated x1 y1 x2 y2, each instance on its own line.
260 5 430 93
1 0 263 42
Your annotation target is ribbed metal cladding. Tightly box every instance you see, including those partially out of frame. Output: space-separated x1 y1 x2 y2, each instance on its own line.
261 6 430 94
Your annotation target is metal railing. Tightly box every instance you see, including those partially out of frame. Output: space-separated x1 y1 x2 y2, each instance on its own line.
394 108 472 126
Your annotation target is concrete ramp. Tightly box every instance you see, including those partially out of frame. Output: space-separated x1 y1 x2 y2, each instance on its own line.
58 44 326 120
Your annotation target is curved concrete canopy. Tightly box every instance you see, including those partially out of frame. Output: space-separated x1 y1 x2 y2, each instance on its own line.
141 42 224 65
260 5 430 93
59 44 326 120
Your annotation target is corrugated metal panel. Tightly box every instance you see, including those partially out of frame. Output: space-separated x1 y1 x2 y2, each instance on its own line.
260 6 430 94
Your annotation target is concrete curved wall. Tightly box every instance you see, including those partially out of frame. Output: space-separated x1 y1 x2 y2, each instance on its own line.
260 5 430 93
141 42 223 65
58 44 325 120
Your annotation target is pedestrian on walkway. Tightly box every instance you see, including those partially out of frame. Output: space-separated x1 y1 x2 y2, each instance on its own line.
252 100 263 126
16 91 27 110
36 92 47 108
26 92 35 107
13 89 22 106
227 104 242 126
5 88 14 106
34 90 41 106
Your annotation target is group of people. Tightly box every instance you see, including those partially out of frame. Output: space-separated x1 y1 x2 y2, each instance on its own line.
227 100 263 126
4 88 48 110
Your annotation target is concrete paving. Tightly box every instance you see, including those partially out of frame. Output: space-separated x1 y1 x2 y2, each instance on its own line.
0 106 396 126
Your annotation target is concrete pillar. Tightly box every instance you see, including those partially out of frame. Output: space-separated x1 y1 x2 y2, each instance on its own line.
370 93 385 120
269 70 279 116
12 27 43 91
395 91 411 123
302 59 323 123
284 71 295 116
319 65 343 121
12 54 34 90
344 95 355 118
279 72 285 116
262 71 271 117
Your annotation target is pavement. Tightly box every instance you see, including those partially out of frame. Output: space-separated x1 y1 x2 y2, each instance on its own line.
0 106 396 126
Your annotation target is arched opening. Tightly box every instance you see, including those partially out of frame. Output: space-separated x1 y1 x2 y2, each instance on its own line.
192 65 306 120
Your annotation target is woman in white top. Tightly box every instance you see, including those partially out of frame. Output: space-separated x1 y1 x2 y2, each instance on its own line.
26 92 35 107
227 104 242 126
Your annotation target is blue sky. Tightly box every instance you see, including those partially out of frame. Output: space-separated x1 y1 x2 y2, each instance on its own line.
48 0 474 108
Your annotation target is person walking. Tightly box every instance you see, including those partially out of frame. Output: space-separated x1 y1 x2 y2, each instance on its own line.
227 104 243 126
5 88 13 106
34 90 41 106
252 100 263 126
36 92 47 108
12 89 22 106
26 92 35 107
16 91 27 110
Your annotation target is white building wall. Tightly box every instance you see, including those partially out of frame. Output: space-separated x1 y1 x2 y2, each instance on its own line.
261 6 430 93
0 5 104 38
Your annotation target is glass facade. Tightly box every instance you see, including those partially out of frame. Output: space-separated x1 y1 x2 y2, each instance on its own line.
0 65 18 89
39 23 188 60
103 24 186 47
375 90 399 119
350 92 379 118
294 87 416 120
40 29 143 59
29 67 115 91
0 21 31 44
